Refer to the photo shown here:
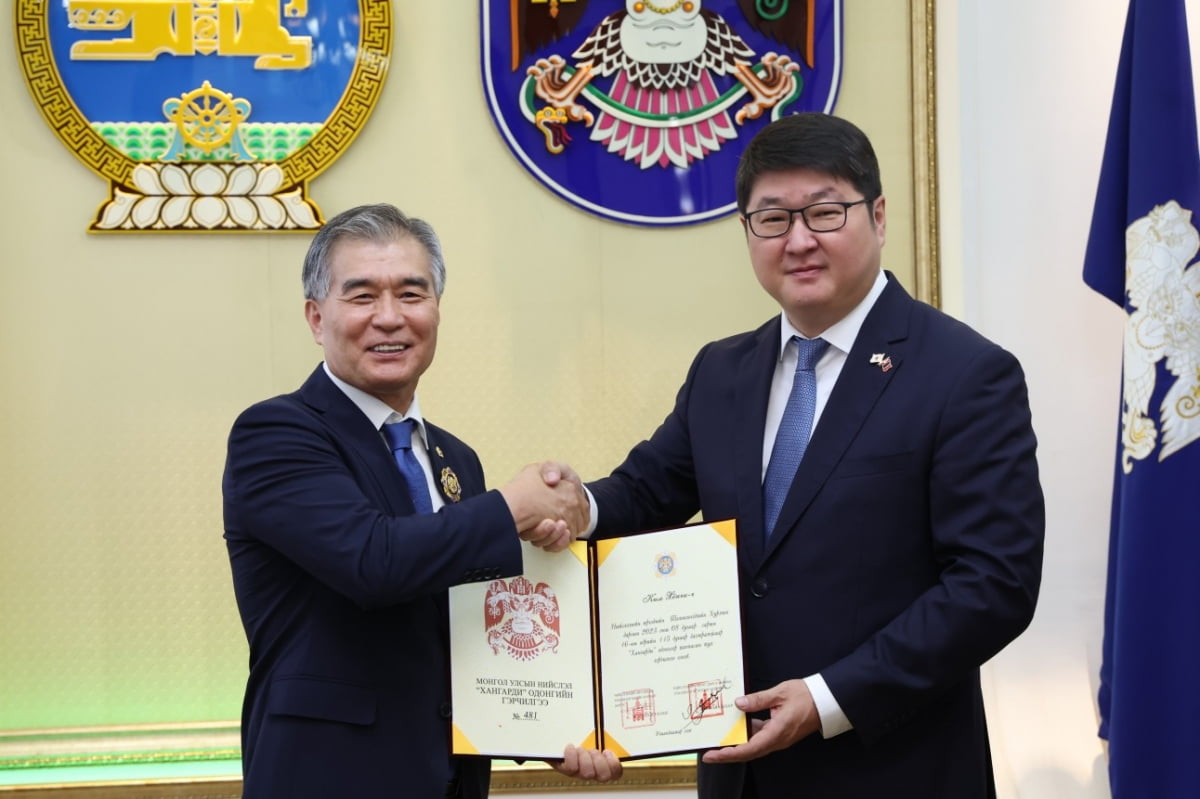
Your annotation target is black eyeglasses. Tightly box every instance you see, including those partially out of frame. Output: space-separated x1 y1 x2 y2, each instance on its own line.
744 198 874 238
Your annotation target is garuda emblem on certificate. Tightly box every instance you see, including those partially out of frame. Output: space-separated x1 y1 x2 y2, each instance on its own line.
484 576 562 661
480 0 843 226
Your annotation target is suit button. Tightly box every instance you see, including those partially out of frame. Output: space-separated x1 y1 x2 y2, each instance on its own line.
439 702 453 719
751 578 769 598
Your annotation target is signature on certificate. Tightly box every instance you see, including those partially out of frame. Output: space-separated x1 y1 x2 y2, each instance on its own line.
681 679 732 729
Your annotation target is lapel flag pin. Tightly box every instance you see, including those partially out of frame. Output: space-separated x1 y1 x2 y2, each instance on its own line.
869 353 894 373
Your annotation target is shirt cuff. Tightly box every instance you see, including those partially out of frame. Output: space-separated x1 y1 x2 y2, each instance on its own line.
581 487 599 538
803 674 853 739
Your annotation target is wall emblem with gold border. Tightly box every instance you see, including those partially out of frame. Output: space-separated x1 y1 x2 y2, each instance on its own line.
480 0 843 227
14 0 391 232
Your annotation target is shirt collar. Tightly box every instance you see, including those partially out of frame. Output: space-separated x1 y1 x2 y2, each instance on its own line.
321 362 429 447
777 270 889 358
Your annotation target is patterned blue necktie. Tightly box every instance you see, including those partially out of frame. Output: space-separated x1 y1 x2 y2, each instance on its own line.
762 336 830 538
382 418 433 514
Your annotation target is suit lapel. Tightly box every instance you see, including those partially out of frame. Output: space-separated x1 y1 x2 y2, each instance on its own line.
763 278 914 558
734 319 782 569
297 366 414 515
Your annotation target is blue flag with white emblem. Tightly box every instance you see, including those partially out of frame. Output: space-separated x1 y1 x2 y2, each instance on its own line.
1083 1 1200 795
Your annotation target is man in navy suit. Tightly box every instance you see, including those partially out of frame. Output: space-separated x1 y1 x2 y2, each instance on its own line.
222 204 604 798
556 114 1045 797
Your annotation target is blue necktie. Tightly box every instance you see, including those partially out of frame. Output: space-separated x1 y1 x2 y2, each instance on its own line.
382 419 433 514
762 336 830 538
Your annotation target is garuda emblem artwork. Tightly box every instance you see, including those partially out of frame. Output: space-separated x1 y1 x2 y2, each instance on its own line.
484 576 561 661
481 0 843 226
1119 200 1200 471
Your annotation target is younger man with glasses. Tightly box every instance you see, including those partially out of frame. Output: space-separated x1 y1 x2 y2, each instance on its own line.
554 113 1045 797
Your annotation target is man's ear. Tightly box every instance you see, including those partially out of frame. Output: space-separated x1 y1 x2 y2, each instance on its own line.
873 195 887 245
304 299 323 345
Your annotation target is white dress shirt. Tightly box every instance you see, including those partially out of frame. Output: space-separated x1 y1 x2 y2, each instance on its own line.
767 270 887 739
322 363 444 512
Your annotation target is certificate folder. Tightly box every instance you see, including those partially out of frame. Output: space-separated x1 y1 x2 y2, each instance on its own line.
448 519 747 760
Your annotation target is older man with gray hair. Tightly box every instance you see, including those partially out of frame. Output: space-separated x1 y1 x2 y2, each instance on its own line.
223 204 611 798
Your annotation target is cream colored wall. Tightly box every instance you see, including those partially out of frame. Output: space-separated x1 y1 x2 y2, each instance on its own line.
0 0 920 753
940 1 1200 797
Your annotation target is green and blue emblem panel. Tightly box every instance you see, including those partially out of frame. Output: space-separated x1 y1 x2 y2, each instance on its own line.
15 0 391 231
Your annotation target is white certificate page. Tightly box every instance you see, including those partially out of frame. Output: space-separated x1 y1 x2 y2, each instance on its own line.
595 520 747 758
448 541 597 758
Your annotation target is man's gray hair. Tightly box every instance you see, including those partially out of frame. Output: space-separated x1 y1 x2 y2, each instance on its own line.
302 203 446 300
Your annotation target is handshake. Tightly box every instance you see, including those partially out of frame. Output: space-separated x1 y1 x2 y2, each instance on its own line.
498 461 589 553
495 462 628 784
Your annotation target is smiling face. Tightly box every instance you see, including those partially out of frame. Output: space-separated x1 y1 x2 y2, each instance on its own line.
304 235 440 413
743 167 886 338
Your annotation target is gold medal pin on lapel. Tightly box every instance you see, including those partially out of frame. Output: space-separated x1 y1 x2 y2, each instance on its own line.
440 467 462 503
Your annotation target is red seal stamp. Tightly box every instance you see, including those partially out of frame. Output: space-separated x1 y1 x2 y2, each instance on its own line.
687 679 727 721
615 688 657 729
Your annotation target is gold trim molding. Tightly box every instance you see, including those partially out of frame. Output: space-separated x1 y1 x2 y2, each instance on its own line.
911 0 941 307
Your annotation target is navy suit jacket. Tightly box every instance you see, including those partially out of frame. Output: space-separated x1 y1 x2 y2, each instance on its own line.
590 276 1044 798
223 366 523 798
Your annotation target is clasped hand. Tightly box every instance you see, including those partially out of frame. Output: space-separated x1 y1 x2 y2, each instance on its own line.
499 461 588 552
